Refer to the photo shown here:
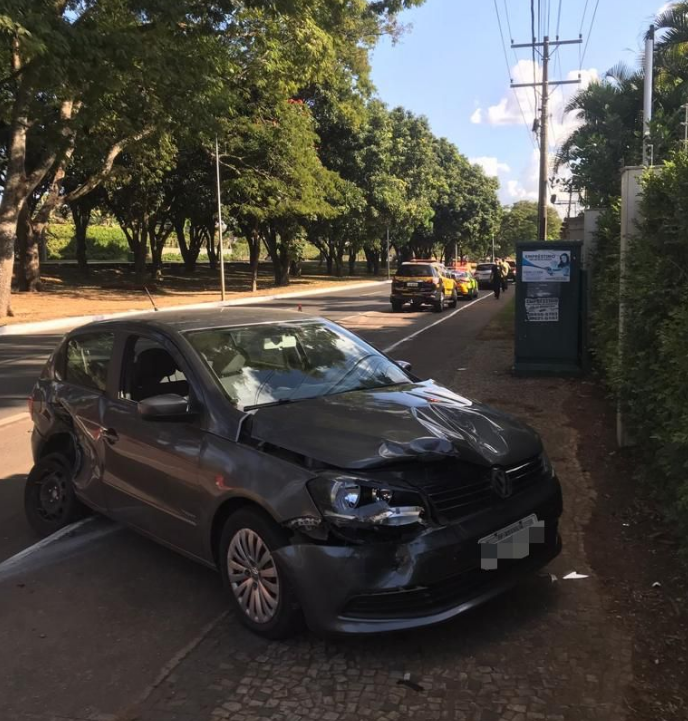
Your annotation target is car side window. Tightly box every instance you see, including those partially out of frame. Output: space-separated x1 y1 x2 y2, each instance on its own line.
121 336 190 403
65 333 115 392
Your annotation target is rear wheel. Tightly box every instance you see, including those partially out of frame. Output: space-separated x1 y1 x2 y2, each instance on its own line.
433 291 445 313
24 453 88 537
391 300 403 313
448 289 458 308
220 508 303 639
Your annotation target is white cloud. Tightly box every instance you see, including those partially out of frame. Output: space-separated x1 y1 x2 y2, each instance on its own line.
470 156 511 177
505 149 540 201
470 59 599 151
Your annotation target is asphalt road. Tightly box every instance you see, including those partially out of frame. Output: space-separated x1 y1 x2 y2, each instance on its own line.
0 283 506 721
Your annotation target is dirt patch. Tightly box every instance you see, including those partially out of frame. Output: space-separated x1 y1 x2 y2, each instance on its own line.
4 262 379 326
568 379 688 721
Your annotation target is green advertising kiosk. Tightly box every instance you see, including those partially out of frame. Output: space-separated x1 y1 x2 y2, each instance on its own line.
514 240 583 375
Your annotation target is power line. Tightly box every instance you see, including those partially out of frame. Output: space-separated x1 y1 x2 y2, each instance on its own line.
580 0 600 67
578 0 590 66
502 0 514 42
531 0 539 121
493 0 537 149
556 0 563 38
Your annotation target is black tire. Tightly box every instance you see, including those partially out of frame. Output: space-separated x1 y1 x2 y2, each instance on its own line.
391 301 403 313
219 508 303 639
448 289 458 308
24 453 88 538
433 291 445 313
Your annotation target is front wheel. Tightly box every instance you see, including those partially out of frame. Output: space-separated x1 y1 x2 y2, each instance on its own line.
24 453 88 537
220 508 303 639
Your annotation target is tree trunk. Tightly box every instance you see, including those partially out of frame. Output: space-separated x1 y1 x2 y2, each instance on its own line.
348 249 356 276
325 255 334 275
207 234 218 270
334 252 344 277
248 229 261 293
175 218 194 272
133 225 148 286
265 225 290 287
16 202 40 292
72 205 90 273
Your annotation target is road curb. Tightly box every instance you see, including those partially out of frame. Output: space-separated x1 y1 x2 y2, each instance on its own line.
0 280 388 337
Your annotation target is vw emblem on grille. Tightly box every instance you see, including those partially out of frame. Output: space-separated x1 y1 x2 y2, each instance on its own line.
491 467 512 499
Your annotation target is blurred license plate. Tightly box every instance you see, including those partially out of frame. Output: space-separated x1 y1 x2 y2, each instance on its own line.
406 282 419 288
478 514 544 570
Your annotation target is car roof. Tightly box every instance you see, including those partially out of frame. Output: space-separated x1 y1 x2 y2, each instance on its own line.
72 306 321 335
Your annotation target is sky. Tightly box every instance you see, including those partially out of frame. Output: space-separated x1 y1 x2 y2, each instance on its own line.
370 0 669 210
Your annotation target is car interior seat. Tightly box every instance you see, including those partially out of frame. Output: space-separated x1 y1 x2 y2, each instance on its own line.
132 347 189 401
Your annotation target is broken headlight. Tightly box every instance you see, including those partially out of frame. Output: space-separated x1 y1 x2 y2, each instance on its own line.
308 475 426 528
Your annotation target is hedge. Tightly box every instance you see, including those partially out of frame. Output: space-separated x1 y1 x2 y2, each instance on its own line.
591 152 688 546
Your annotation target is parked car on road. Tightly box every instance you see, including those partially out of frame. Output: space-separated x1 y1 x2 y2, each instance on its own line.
450 269 479 299
507 260 517 282
26 308 563 638
390 261 458 313
474 262 497 289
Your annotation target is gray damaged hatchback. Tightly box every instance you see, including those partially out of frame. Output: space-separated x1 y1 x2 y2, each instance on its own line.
26 307 562 638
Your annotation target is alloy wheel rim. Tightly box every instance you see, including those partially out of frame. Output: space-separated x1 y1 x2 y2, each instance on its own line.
227 528 280 624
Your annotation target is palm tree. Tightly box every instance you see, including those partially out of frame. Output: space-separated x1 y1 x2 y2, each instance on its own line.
556 64 643 206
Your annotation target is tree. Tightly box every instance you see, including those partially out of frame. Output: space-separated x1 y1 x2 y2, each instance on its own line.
498 201 561 256
0 0 428 317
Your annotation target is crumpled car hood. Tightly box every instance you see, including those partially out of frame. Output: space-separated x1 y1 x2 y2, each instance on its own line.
248 380 542 469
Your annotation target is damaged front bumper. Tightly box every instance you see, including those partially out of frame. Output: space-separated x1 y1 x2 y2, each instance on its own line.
276 479 562 635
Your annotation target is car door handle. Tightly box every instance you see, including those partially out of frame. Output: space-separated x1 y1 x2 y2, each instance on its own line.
101 428 119 445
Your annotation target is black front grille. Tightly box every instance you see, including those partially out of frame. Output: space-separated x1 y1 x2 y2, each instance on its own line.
424 455 546 522
342 522 559 620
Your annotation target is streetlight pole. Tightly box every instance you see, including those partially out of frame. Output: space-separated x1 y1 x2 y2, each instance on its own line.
386 227 391 280
215 135 226 302
491 235 495 263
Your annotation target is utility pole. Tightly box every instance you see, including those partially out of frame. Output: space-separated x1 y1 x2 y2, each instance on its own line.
643 25 655 165
511 35 582 240
215 136 226 301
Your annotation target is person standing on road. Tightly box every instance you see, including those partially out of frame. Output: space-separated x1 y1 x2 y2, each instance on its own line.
490 263 502 299
498 258 509 292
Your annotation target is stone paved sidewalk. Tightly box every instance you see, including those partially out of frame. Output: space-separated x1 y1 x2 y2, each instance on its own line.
120 316 634 721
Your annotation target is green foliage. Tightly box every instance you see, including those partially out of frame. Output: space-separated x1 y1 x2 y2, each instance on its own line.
587 203 621 379
497 201 561 256
46 224 129 260
592 153 688 544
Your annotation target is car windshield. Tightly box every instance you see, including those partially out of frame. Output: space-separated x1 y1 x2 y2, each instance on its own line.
476 263 495 271
186 321 410 410
456 272 470 280
396 264 434 277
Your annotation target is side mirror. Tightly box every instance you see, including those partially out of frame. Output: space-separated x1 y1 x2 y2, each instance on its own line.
396 360 413 373
138 393 194 421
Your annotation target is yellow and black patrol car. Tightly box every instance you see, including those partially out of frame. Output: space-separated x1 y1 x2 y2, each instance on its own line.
390 260 458 313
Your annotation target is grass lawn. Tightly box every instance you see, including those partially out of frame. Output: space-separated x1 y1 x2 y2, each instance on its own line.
5 261 384 325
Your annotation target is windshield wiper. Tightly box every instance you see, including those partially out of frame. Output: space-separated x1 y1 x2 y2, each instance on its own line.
243 398 307 411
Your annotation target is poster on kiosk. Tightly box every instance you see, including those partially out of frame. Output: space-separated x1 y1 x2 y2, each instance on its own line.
514 241 583 375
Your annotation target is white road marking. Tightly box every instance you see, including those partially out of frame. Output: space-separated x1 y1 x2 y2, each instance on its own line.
383 293 493 353
0 516 96 574
0 411 30 428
